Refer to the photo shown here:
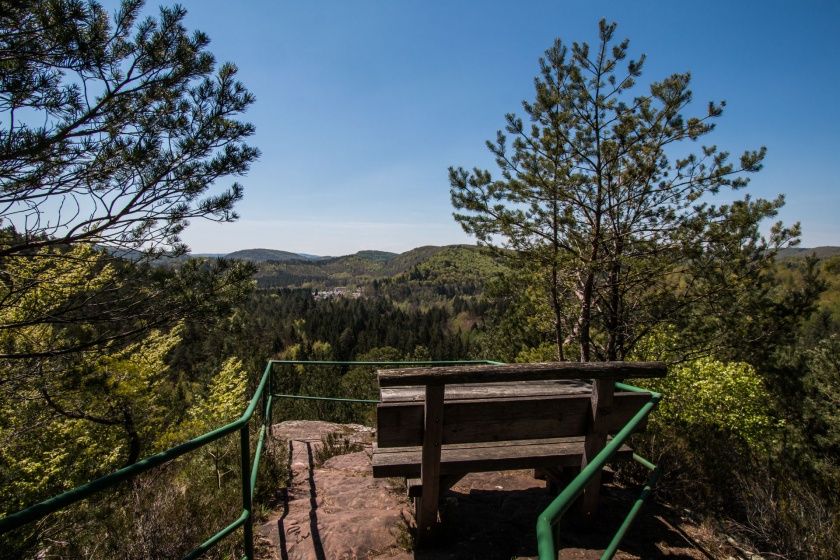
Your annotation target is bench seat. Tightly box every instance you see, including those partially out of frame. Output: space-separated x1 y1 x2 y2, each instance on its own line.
371 436 633 478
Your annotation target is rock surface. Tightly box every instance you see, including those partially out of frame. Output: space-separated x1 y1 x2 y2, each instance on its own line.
258 420 731 560
259 421 411 560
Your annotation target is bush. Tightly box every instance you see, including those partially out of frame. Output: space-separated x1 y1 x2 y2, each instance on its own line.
732 461 840 559
621 347 839 560
0 426 288 560
637 356 780 450
314 432 364 467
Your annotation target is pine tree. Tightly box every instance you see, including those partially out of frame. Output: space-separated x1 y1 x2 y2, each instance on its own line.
0 0 258 358
450 19 799 361
1 0 258 259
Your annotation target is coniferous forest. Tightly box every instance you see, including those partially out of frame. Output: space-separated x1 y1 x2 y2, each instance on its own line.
1 2 838 559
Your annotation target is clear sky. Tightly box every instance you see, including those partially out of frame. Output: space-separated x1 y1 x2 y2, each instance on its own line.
125 1 840 255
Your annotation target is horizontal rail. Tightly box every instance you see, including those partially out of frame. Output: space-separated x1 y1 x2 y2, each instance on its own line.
0 361 274 535
1 358 493 559
536 383 662 560
182 510 249 560
270 359 499 366
272 393 379 404
378 361 666 387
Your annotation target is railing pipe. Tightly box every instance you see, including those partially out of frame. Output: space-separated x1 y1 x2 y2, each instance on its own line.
271 393 379 403
250 421 268 493
536 386 661 559
0 358 504 558
182 510 249 560
240 425 254 560
269 359 497 366
599 454 660 560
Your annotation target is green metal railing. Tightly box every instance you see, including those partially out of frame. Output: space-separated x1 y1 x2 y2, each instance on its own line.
536 381 662 560
0 359 494 559
0 359 661 560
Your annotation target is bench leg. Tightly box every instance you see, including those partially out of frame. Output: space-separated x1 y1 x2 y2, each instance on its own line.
580 377 614 521
417 384 445 544
416 492 439 543
580 431 607 519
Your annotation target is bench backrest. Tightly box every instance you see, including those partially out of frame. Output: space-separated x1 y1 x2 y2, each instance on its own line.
375 361 665 449
377 391 651 447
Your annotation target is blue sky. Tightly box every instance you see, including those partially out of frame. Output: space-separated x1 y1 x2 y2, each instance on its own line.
130 1 839 255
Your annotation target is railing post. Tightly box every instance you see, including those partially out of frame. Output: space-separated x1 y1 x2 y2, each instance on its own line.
264 363 272 427
240 424 254 559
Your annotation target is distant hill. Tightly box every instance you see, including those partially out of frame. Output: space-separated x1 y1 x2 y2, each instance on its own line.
383 245 450 274
225 248 321 262
778 246 840 260
353 250 397 262
248 244 504 289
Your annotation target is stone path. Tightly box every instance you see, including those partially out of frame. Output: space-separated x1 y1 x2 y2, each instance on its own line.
258 421 412 560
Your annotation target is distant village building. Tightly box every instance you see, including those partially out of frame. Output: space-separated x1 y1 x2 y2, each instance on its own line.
313 286 363 301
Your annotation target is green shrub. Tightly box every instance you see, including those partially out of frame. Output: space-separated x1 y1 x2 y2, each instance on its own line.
314 432 364 467
638 356 780 450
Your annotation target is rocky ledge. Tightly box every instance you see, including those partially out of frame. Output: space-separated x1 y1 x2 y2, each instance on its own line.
257 420 732 560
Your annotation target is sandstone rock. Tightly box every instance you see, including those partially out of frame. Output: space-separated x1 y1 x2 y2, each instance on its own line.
271 419 375 445
259 421 410 560
258 420 716 560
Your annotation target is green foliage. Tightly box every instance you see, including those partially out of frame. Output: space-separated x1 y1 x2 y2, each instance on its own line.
515 343 559 363
0 323 183 515
157 356 248 448
250 244 505 304
449 19 798 362
621 322 839 560
314 432 364 467
0 1 269 556
0 0 258 260
640 356 779 449
801 337 840 477
342 347 401 398
188 357 249 428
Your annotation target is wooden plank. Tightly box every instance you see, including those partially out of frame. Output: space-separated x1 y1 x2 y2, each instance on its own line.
376 391 650 448
380 379 592 403
580 377 615 519
378 361 666 387
371 436 633 478
377 436 590 455
417 384 444 542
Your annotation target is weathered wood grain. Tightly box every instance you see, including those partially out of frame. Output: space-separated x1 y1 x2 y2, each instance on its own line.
375 391 650 448
580 377 615 518
417 384 444 540
380 379 592 403
377 361 666 387
371 436 634 478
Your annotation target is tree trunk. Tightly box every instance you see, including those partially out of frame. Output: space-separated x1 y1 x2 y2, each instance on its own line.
578 269 595 362
121 406 141 466
606 243 623 361
550 255 565 362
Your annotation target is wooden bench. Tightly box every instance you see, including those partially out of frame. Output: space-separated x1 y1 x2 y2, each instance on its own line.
370 361 666 541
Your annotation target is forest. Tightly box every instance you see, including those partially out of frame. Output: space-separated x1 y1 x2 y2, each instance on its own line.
2 244 838 558
1 2 838 559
